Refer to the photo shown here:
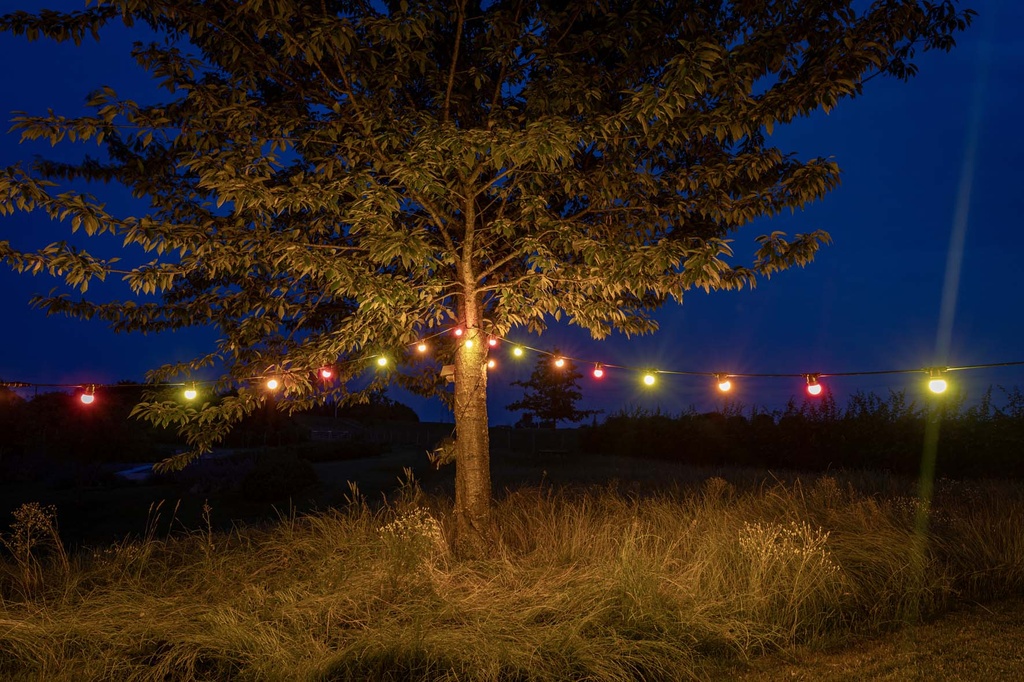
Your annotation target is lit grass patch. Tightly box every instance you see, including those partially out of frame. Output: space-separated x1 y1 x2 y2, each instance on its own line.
1 474 1023 680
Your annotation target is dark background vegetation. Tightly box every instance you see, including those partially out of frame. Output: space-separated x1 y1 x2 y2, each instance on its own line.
580 387 1024 478
3 384 1022 505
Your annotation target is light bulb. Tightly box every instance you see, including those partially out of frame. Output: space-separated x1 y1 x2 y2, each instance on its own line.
184 385 198 400
319 367 333 379
376 356 388 367
929 378 948 394
80 389 95 405
513 347 524 357
554 357 565 368
465 339 474 349
643 373 656 386
488 337 498 347
487 358 496 369
807 383 822 396
416 342 428 353
453 328 464 337
266 378 279 390
593 363 604 379
718 379 732 392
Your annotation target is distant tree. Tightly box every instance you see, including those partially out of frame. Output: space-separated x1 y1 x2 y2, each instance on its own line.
507 351 600 428
0 1 973 553
333 389 420 422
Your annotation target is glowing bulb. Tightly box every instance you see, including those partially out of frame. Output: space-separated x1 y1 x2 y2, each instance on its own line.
593 363 604 379
929 378 948 394
643 373 656 386
80 388 95 405
807 383 822 396
718 379 732 392
465 339 474 349
554 357 565 368
453 328 464 337
376 356 388 367
487 358 496 369
513 347 524 357
488 337 498 347
266 378 279 390
319 367 333 379
416 342 428 353
184 385 198 400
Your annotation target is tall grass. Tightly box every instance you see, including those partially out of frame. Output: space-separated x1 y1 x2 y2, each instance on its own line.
1 473 1022 681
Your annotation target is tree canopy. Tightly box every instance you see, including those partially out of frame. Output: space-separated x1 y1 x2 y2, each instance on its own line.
0 0 974 550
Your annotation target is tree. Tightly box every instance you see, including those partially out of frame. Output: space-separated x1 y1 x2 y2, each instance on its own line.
0 0 973 553
507 351 599 428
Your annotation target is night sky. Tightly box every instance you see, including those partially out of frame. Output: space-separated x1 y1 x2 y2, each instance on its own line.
2 1 1021 425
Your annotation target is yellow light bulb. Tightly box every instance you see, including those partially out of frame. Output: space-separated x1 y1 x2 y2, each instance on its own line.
184 387 198 400
643 373 656 386
417 342 428 353
929 378 948 394
718 380 732 392
554 357 565 368
266 378 279 390
376 356 388 367
465 339 474 349
513 347 524 357
487 359 496 369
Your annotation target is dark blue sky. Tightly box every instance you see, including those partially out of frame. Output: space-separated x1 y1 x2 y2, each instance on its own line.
2 1 1022 424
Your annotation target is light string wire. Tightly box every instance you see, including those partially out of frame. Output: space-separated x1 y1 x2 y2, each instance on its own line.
2 326 1023 396
0 327 457 393
489 334 1024 383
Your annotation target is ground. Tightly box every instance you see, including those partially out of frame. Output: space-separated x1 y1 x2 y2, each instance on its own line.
716 598 1024 681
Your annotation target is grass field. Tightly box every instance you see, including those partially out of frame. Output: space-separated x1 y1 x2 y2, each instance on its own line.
2 455 1023 681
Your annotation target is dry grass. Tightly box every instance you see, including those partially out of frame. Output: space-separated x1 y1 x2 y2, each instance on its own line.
1 472 1022 681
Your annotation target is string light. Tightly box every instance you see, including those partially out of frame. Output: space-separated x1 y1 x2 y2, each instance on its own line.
487 358 496 369
3 333 1023 407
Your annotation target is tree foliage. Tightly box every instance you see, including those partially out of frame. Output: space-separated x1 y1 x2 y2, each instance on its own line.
0 0 974 549
507 351 600 428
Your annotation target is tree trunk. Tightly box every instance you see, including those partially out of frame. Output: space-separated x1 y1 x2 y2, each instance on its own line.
453 325 494 556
